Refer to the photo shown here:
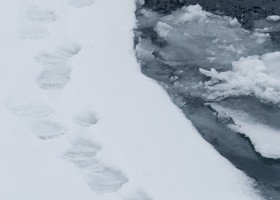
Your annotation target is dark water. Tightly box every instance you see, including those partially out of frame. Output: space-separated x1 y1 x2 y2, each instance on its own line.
135 0 280 199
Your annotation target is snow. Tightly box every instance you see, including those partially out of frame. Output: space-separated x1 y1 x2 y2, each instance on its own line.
266 15 280 22
208 103 280 159
0 1 263 200
262 51 280 79
200 53 280 105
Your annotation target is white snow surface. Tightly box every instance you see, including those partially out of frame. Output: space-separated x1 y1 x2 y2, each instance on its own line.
0 1 263 200
208 103 280 159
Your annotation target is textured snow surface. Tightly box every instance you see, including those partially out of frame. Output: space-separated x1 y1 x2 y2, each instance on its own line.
0 1 263 200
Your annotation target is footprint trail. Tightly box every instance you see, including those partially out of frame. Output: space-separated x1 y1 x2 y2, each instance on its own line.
36 44 82 90
64 138 128 193
7 100 67 139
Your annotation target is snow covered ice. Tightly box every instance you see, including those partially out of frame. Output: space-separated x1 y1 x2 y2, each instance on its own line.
0 0 273 200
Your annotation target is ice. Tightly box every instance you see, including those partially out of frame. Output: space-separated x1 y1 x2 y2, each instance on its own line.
266 15 280 22
155 22 172 38
262 51 280 79
208 103 280 159
199 54 280 105
135 38 156 63
149 4 273 67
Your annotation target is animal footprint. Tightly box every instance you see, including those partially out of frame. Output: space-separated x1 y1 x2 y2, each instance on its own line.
26 6 57 24
74 111 99 127
68 0 95 8
64 138 128 193
30 120 67 139
7 100 67 140
64 138 102 160
36 44 81 66
37 66 72 90
36 44 81 90
19 25 49 39
86 167 128 194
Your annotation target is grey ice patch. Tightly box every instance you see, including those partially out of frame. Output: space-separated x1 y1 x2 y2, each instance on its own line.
26 6 57 24
30 120 67 139
19 25 49 39
69 0 95 8
37 66 72 90
74 111 99 127
64 138 128 193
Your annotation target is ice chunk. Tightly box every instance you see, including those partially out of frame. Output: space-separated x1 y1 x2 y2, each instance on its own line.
135 38 156 62
158 4 209 25
209 103 280 159
155 22 172 38
200 55 280 105
266 15 280 22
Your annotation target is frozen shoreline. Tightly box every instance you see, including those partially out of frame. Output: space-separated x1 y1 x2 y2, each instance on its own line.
0 1 263 200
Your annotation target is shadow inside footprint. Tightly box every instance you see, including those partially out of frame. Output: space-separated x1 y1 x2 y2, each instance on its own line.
69 0 95 8
65 139 102 160
37 66 72 90
26 6 57 24
86 167 128 194
7 100 66 140
64 138 128 194
36 44 81 90
36 44 81 66
30 120 67 140
74 111 99 127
